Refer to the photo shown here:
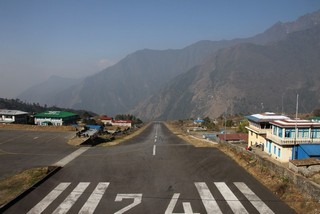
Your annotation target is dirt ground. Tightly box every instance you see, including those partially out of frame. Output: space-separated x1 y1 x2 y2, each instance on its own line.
165 121 320 214
0 124 76 132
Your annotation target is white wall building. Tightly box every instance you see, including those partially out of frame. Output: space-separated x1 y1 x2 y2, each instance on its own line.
266 119 320 162
245 112 289 148
0 109 29 124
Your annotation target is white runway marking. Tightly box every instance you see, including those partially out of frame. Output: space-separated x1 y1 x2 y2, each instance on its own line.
53 147 90 167
195 182 222 214
53 182 90 214
165 193 180 214
27 181 276 213
215 182 248 214
79 182 110 214
234 182 275 214
153 145 156 156
27 182 71 214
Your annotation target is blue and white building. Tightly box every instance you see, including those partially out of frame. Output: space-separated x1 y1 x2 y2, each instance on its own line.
266 119 320 162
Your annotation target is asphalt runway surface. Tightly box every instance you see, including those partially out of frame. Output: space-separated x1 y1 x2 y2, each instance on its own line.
3 122 295 213
0 129 76 179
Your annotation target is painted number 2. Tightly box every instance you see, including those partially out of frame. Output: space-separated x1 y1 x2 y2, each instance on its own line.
114 194 142 214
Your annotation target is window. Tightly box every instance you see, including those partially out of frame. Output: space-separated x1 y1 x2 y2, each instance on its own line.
285 129 294 138
278 148 281 157
273 126 277 135
274 145 276 155
311 128 320 139
298 129 309 138
278 128 283 138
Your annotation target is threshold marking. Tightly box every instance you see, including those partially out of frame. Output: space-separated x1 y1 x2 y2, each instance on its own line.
215 182 248 214
79 182 109 214
53 182 90 214
234 182 274 214
27 182 71 214
195 182 222 214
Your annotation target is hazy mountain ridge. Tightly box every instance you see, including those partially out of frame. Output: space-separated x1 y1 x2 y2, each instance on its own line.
17 75 81 106
18 10 320 119
135 25 320 120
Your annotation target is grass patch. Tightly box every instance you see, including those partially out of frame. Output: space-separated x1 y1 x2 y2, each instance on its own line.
0 167 48 206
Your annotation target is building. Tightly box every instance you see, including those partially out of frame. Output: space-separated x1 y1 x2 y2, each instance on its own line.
111 120 132 127
194 117 204 125
266 119 320 162
245 112 289 148
100 115 113 125
217 133 248 143
34 111 78 126
0 109 29 124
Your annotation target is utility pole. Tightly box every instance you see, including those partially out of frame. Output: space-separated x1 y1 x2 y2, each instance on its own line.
294 94 299 160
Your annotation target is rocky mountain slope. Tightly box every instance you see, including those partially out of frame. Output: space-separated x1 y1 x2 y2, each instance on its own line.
134 25 320 120
18 10 320 119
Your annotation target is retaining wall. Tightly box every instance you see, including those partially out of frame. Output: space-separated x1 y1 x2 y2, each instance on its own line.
221 142 320 202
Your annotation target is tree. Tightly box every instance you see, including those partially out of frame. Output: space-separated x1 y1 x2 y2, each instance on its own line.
114 114 143 125
312 108 320 117
203 116 218 131
237 119 249 133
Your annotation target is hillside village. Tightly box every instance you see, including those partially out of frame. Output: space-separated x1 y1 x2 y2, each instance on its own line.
2 105 319 164
0 108 143 145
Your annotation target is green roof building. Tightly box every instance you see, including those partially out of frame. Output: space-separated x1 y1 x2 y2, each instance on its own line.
34 111 78 126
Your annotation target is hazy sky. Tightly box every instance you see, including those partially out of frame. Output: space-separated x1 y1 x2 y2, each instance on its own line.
1 0 320 98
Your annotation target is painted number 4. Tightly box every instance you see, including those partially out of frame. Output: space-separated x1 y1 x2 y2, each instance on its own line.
165 193 200 214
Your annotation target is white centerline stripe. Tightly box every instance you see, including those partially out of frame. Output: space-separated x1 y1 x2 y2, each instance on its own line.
153 145 156 156
79 182 109 214
195 182 222 214
215 182 248 214
27 182 71 214
234 182 275 214
53 182 90 214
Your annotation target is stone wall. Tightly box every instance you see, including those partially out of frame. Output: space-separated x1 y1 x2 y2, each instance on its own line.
222 142 320 202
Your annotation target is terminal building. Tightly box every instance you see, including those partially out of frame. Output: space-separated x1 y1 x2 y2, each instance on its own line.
246 112 320 162
34 111 78 126
0 109 29 124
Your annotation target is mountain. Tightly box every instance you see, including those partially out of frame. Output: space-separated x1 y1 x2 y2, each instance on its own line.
41 42 240 115
134 25 320 120
17 75 81 106
18 10 320 119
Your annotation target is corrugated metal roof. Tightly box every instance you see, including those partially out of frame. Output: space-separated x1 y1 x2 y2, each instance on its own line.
246 113 289 123
0 109 28 115
299 144 320 156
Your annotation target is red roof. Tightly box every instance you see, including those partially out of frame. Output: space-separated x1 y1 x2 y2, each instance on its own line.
217 133 248 142
100 115 113 120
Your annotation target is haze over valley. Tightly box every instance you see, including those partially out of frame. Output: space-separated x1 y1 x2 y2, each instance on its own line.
17 10 320 120
1 1 320 120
